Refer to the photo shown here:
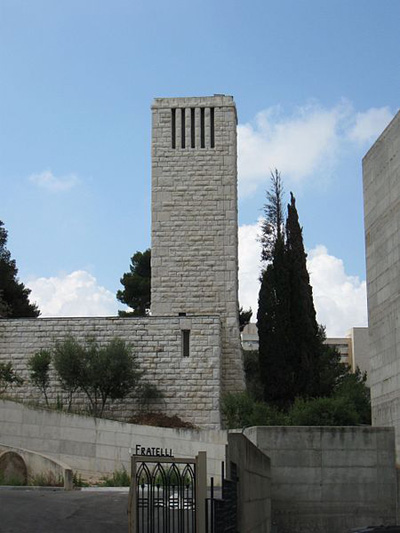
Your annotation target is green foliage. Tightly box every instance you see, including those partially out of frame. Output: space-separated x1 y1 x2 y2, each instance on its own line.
285 193 322 399
243 350 263 401
29 472 64 487
52 337 143 417
0 361 23 394
53 337 85 411
239 307 252 332
260 169 285 262
0 220 40 318
334 367 371 424
84 338 143 417
99 467 130 487
0 471 26 486
257 174 352 409
73 472 89 487
117 249 151 316
138 382 164 410
288 397 360 426
258 234 294 408
28 349 52 406
221 392 287 429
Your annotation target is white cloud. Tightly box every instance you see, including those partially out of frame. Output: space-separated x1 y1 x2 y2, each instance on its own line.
27 270 118 317
238 223 367 337
29 170 79 192
307 245 367 337
238 220 263 317
347 107 393 144
237 101 393 198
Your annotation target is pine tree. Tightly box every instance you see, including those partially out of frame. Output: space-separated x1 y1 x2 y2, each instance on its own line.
117 249 151 316
0 220 40 318
257 171 294 407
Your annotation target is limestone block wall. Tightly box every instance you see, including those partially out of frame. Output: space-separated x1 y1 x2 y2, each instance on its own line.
0 316 222 429
246 426 397 533
363 110 400 456
151 95 244 395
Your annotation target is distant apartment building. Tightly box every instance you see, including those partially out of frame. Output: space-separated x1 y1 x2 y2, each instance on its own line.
241 324 370 383
325 327 370 384
240 323 259 351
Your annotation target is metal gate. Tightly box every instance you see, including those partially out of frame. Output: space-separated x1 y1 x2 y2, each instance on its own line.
128 452 207 533
206 462 238 533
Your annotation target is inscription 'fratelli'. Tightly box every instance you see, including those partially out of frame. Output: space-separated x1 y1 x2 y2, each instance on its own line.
134 444 174 458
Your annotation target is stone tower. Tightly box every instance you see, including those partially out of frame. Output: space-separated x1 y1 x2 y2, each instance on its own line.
151 95 244 393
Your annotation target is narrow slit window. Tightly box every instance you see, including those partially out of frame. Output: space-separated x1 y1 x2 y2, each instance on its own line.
191 108 195 148
182 330 190 357
171 108 176 149
210 107 215 148
200 108 205 148
181 108 186 149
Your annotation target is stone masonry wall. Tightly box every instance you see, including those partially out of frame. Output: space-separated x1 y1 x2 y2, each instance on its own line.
151 95 244 394
0 316 222 429
363 110 400 458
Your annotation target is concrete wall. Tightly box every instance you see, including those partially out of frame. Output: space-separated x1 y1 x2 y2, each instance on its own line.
227 433 271 533
0 400 227 482
0 443 73 489
246 426 397 533
363 110 400 457
151 96 244 394
0 315 222 429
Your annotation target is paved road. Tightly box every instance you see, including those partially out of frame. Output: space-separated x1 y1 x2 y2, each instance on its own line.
0 488 129 533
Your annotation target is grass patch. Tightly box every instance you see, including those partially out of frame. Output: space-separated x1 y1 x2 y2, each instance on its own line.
73 472 89 487
99 467 130 487
0 472 26 486
29 472 64 487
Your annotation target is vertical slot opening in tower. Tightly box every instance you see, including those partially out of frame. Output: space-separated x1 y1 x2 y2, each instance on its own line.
200 107 205 148
191 108 195 148
171 108 176 149
210 107 215 148
181 108 186 149
182 330 190 357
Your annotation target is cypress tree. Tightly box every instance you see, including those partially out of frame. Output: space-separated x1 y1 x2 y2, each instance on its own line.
257 178 329 407
285 193 321 398
0 220 40 318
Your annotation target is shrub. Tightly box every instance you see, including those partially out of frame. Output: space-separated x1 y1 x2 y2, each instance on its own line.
53 337 143 417
0 361 23 395
221 392 287 429
99 467 130 487
53 337 85 411
288 396 360 426
28 349 51 406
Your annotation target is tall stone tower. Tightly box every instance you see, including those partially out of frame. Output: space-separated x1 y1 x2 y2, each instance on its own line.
151 95 244 393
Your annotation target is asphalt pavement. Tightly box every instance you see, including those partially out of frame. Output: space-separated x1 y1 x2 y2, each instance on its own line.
0 488 129 533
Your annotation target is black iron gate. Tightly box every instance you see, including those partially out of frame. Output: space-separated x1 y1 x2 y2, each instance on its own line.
206 462 238 533
128 453 207 533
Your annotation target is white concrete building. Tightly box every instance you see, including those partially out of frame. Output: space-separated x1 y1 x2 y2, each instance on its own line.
363 110 400 454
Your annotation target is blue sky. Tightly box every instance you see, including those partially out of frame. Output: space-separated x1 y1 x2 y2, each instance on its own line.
1 0 399 334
